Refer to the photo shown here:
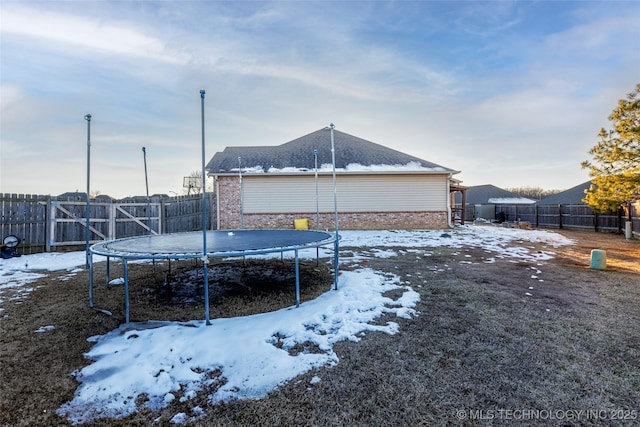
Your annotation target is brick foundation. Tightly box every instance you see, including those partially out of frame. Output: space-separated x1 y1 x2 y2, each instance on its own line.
221 211 449 230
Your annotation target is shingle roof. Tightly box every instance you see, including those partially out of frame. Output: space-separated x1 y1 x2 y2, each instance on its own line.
206 128 456 174
453 184 535 204
536 181 591 205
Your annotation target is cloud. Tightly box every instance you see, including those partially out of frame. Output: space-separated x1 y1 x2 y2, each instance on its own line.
452 1 524 36
545 12 640 58
1 5 189 64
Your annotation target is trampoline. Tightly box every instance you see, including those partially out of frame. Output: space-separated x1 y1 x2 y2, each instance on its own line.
89 229 339 324
85 93 342 325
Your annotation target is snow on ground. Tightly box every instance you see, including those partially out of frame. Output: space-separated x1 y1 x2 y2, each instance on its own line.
58 268 416 424
0 252 100 312
0 225 573 425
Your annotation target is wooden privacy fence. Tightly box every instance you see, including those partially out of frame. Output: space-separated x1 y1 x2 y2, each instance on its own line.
461 202 640 235
3 193 638 255
1 193 215 254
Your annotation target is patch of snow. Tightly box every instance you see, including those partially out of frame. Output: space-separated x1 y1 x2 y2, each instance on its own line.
170 413 187 424
57 268 418 424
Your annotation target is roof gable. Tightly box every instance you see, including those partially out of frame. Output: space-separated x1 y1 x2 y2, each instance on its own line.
206 128 456 174
536 181 591 205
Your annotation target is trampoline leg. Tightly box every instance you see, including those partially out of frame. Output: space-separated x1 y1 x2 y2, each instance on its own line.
203 257 211 325
334 240 339 291
89 252 94 308
105 256 110 286
295 249 300 307
124 259 130 324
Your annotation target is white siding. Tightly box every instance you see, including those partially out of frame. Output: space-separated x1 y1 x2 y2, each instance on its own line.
242 174 448 213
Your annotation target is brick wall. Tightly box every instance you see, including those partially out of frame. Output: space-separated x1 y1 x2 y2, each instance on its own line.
239 211 448 230
217 176 242 227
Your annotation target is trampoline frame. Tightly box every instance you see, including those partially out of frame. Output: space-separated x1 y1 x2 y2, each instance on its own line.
88 229 338 324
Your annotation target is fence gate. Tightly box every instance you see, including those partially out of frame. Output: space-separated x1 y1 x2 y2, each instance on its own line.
48 200 160 249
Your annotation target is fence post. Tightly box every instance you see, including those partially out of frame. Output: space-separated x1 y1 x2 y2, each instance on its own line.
535 204 539 228
558 204 563 229
617 206 623 233
108 202 116 239
594 209 599 232
45 196 52 252
48 198 57 249
160 198 165 234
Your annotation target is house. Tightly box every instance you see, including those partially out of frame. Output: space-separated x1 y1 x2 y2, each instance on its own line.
453 184 535 221
206 128 461 230
453 184 536 205
536 181 591 205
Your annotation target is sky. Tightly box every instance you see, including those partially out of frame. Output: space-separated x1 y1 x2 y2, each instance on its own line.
0 226 574 424
1 1 639 198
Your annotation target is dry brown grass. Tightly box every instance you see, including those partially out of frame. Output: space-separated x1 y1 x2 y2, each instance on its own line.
1 230 639 426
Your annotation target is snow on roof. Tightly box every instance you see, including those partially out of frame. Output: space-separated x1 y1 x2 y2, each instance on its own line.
341 161 446 172
487 197 536 204
232 161 447 174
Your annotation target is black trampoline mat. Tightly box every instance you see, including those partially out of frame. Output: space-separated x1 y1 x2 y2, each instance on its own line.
90 229 337 259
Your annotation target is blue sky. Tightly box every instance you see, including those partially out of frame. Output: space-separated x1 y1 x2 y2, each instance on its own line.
1 1 638 198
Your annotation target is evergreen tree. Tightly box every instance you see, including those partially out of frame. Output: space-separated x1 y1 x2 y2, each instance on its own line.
582 84 640 212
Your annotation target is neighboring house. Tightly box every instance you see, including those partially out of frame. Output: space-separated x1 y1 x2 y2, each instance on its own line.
453 184 536 205
535 181 639 233
453 184 535 221
536 181 591 205
56 192 115 202
206 128 461 230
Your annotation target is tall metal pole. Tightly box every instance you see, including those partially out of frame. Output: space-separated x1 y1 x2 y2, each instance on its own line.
314 149 319 230
84 114 92 269
200 90 211 325
142 147 151 233
238 156 244 229
142 146 156 272
314 149 320 264
330 124 339 290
